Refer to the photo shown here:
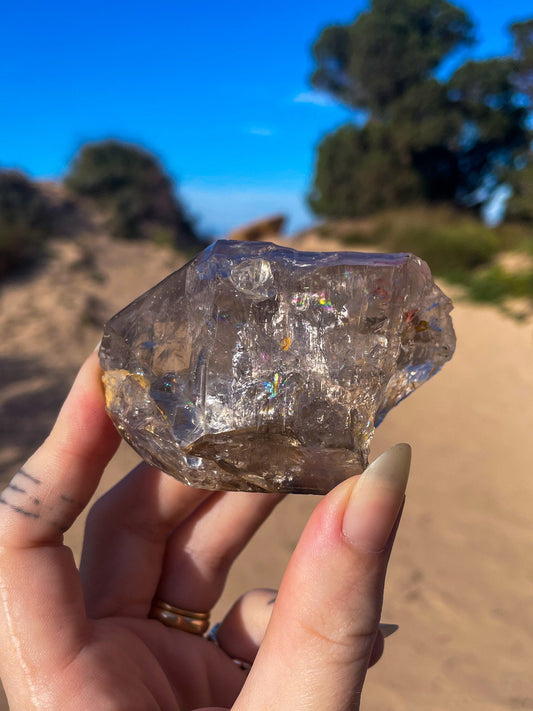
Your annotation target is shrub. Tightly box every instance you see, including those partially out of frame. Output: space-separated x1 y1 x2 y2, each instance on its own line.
494 221 533 253
506 160 533 224
0 170 54 278
468 265 533 303
338 207 502 278
387 224 500 278
65 140 201 251
341 230 374 246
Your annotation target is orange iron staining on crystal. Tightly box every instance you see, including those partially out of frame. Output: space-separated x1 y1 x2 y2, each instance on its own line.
415 320 430 332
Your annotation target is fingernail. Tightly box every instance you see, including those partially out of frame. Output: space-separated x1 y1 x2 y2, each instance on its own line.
357 443 411 491
342 444 411 551
94 339 102 352
379 623 399 638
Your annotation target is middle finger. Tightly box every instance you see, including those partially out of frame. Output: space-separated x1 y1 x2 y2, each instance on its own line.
81 462 211 618
81 464 282 619
155 490 283 612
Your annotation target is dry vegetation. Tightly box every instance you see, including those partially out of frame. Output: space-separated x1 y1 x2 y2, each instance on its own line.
307 206 533 320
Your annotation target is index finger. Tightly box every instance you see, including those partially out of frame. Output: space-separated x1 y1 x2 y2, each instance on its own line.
0 352 122 696
0 351 121 548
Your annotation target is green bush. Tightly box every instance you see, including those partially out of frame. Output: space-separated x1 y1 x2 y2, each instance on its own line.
506 159 533 224
0 170 53 278
493 222 533 254
387 225 500 277
341 230 374 246
468 265 533 303
335 207 533 311
65 140 201 251
338 207 501 278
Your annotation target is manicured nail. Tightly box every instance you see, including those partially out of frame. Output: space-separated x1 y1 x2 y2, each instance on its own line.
342 444 411 551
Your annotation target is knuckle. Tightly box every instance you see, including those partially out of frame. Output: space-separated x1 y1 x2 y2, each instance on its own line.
297 611 378 666
86 494 170 543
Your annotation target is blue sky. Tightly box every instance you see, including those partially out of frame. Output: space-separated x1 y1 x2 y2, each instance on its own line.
0 1 531 235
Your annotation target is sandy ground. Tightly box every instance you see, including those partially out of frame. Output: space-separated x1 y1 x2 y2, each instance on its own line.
1 233 532 709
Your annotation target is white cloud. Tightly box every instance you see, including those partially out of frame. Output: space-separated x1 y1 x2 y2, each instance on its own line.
247 126 274 136
293 91 337 107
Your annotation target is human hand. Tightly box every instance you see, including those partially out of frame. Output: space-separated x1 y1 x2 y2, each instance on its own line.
0 352 410 710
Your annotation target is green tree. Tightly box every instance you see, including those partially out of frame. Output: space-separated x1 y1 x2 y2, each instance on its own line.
503 21 533 222
510 18 533 104
311 0 474 116
309 124 424 217
65 140 201 251
308 0 531 218
447 57 529 205
0 170 54 278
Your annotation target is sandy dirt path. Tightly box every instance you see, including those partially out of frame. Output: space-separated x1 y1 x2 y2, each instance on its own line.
1 238 532 709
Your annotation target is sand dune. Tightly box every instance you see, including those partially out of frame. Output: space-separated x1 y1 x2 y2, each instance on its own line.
1 234 532 709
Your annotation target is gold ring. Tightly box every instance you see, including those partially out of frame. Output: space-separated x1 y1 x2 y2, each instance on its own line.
149 599 210 635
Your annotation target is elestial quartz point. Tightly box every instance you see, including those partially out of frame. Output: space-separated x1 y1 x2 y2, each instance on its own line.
99 240 455 494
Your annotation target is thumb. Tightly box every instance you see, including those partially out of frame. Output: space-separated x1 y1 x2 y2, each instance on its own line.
233 444 411 711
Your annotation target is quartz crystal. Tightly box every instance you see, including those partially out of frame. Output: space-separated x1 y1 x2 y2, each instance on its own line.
99 240 455 494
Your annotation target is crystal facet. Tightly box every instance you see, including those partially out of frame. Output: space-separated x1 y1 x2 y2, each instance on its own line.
99 240 455 494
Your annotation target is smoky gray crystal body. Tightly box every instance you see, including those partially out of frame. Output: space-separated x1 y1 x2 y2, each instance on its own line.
99 240 455 494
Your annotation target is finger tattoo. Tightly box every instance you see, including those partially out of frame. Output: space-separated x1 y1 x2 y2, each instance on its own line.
0 469 83 532
0 469 42 519
17 469 41 485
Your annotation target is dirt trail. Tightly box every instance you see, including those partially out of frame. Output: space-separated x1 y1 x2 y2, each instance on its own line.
1 234 532 709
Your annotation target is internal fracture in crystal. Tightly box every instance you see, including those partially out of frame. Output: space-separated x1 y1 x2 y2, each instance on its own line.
99 240 456 494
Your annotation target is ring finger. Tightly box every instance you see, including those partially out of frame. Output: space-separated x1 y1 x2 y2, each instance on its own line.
211 588 278 666
82 473 282 618
211 589 387 670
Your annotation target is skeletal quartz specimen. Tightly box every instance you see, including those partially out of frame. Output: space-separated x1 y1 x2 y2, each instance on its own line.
100 240 455 494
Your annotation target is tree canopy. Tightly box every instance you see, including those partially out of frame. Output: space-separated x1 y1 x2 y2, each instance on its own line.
510 18 533 104
65 140 201 250
308 0 533 219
